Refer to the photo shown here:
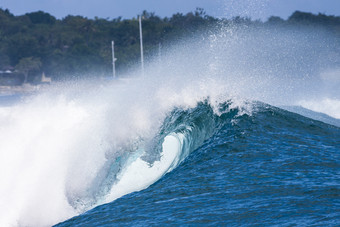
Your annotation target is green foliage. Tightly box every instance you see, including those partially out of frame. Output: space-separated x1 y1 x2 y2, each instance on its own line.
26 11 56 24
267 16 285 24
15 57 42 83
0 8 340 81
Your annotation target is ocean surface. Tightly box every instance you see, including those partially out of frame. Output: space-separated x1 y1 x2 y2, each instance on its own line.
0 24 339 226
56 102 340 226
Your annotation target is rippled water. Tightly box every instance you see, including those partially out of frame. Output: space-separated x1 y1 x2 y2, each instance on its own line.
57 104 340 226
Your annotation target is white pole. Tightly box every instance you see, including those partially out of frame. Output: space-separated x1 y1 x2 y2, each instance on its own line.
139 15 144 76
158 42 162 64
111 40 117 78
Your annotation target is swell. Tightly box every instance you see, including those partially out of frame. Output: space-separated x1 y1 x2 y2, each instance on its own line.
2 92 338 227
156 100 340 177
52 99 243 225
95 101 233 204
56 100 340 226
65 100 339 216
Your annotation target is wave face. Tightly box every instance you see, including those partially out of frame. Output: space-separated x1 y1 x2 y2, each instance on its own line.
1 24 340 226
57 102 340 226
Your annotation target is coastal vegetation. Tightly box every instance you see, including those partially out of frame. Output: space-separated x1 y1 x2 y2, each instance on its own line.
0 8 340 82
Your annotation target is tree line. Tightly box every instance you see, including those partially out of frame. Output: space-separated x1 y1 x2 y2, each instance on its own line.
0 8 340 82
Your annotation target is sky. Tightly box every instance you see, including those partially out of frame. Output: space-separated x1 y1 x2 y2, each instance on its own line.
1 0 340 20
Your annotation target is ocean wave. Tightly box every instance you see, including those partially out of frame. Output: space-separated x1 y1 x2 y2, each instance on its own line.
1 23 339 226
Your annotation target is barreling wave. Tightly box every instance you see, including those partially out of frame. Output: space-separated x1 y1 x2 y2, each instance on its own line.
1 87 338 227
78 100 243 210
0 81 247 227
56 99 340 227
57 97 340 226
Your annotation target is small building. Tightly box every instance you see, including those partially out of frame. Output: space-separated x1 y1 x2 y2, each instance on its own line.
41 72 52 84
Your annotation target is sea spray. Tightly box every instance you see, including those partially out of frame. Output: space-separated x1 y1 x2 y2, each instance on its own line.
0 77 235 226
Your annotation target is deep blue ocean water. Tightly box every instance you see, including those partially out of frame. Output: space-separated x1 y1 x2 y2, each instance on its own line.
55 102 340 226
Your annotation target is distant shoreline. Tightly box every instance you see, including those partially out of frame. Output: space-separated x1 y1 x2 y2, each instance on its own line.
1 9 340 81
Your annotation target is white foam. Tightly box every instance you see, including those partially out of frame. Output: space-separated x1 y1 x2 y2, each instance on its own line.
0 77 214 226
104 133 184 203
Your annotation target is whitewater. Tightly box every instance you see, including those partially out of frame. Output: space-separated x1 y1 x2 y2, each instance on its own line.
0 25 339 226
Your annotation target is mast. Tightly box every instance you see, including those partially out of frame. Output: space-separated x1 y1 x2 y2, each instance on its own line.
139 15 144 76
111 40 117 78
158 42 162 64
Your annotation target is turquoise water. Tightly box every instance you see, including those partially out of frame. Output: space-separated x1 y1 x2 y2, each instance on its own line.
56 102 340 226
